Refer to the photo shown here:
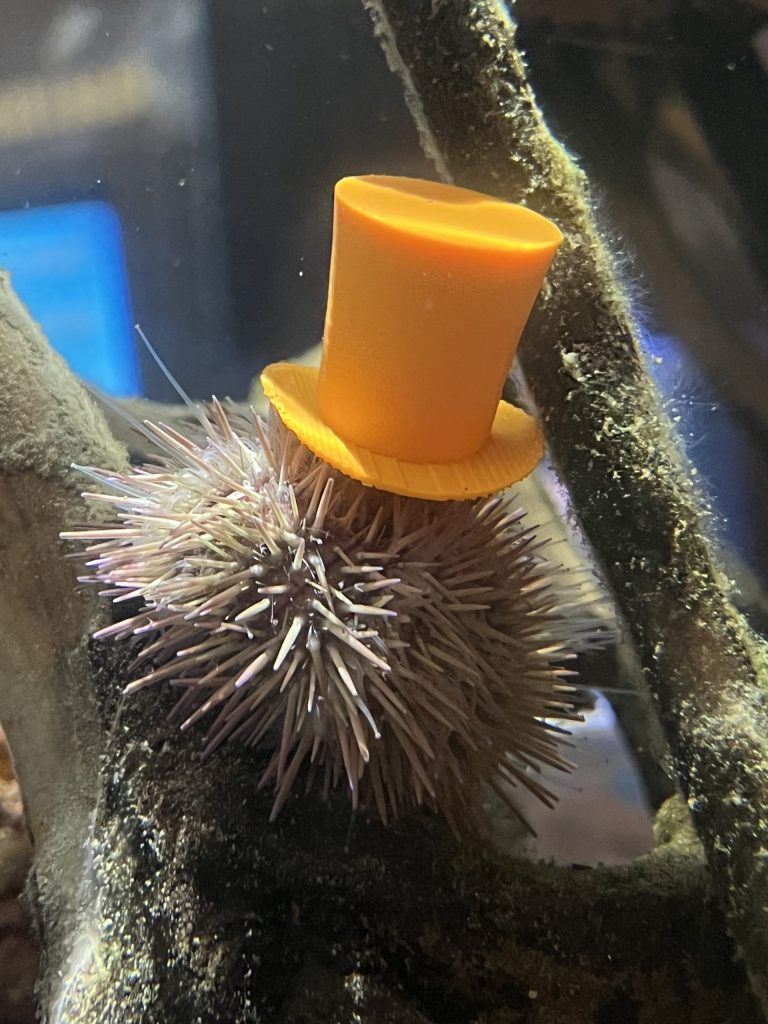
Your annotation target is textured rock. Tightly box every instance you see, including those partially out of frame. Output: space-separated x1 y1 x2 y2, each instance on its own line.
0 727 37 1024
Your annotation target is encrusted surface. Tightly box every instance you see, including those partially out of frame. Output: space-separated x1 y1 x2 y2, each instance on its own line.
51 639 757 1024
364 0 768 1013
0 729 36 1024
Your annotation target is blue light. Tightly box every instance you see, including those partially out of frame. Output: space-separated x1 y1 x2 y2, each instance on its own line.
0 200 141 396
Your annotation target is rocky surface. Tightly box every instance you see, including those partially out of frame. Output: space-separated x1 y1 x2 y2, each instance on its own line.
0 727 37 1024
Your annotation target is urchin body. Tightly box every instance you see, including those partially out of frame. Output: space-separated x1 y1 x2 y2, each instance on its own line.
65 401 600 828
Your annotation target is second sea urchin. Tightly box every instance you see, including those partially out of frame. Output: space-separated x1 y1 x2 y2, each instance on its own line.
64 399 603 829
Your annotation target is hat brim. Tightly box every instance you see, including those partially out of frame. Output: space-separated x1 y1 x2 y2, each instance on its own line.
261 363 544 501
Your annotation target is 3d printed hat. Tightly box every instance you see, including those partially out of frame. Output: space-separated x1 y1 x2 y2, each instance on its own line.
261 175 562 501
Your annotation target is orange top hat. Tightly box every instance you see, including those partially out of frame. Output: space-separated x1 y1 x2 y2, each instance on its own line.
261 175 562 501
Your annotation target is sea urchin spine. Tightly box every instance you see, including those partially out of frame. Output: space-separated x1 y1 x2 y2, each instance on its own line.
64 400 604 829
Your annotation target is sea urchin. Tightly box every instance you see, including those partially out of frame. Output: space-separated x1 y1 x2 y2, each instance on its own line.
64 399 603 829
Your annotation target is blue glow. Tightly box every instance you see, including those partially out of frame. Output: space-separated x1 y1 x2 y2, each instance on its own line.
0 201 141 396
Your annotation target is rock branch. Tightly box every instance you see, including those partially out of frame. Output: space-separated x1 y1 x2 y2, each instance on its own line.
362 0 768 1012
0 268 759 1020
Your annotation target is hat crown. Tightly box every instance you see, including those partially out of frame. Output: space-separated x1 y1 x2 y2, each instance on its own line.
316 175 562 465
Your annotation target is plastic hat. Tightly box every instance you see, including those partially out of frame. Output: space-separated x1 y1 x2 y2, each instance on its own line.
261 175 562 501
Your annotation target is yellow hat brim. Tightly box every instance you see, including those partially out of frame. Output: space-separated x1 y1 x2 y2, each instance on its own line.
261 363 544 501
